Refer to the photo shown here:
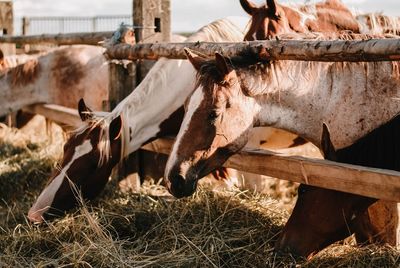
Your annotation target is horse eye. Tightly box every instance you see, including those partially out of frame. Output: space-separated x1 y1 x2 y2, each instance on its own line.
208 111 219 122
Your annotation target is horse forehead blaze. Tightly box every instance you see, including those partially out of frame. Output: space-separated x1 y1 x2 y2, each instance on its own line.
27 138 94 223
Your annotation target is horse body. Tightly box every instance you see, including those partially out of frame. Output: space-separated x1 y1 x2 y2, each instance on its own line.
254 60 400 150
164 38 400 254
28 17 248 223
0 45 109 116
276 115 400 256
238 0 400 257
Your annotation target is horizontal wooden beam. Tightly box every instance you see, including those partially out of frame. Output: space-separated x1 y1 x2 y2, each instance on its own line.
142 138 400 202
0 31 113 45
105 38 400 62
22 104 81 126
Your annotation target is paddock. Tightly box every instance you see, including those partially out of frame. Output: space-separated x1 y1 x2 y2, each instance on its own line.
1 0 400 266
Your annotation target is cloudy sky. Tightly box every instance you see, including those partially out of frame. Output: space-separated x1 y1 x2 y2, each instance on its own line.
12 0 400 33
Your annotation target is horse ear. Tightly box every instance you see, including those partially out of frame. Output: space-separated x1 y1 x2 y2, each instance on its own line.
240 0 257 15
109 116 122 141
184 48 206 71
321 123 337 160
78 98 93 122
266 0 278 16
215 52 231 76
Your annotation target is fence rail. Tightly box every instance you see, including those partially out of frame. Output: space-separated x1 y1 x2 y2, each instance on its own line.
142 139 400 202
105 37 400 62
0 31 113 45
20 15 132 35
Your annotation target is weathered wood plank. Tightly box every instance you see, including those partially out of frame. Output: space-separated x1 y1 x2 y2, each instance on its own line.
0 31 113 45
105 38 400 62
22 104 81 127
141 138 400 202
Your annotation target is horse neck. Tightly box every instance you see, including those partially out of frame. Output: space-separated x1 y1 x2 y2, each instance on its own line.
246 60 400 149
113 18 245 156
245 61 326 147
115 59 196 156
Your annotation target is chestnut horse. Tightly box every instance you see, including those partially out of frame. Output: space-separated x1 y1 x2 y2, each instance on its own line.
275 118 400 256
27 17 247 223
164 34 400 256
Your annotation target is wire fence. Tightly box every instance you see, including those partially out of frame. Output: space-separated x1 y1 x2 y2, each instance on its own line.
19 15 132 35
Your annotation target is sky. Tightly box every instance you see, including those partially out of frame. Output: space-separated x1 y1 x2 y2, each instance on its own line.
11 0 400 33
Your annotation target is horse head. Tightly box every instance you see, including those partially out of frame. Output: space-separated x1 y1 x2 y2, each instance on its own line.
164 49 260 198
240 0 291 40
28 99 123 223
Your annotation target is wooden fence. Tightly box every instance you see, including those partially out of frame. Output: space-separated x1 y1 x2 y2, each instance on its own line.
104 37 400 62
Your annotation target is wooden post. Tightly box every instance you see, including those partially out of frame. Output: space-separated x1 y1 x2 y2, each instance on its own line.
133 0 171 44
0 0 16 126
22 17 29 35
0 0 15 55
112 0 172 191
133 0 171 80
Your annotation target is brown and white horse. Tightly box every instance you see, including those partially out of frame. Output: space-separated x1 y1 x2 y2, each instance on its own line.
0 25 137 118
0 45 109 115
240 0 359 40
240 0 400 41
27 17 248 223
164 35 400 256
240 0 400 254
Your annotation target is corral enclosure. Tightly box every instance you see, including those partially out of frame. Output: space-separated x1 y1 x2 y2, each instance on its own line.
1 0 400 266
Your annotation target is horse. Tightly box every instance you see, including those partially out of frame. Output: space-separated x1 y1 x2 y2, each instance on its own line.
240 0 359 40
275 117 400 256
163 33 400 256
0 25 137 123
27 17 248 223
240 0 400 254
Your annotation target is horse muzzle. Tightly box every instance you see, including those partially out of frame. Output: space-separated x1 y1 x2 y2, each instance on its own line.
166 173 198 198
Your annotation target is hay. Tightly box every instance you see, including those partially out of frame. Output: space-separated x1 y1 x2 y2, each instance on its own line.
0 125 399 267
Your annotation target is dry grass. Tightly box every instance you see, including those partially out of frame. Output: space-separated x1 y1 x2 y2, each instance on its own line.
0 121 399 267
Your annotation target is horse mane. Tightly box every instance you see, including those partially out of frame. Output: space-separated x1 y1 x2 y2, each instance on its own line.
73 110 129 167
275 31 398 41
356 13 400 35
72 17 247 167
195 31 400 99
196 49 268 88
